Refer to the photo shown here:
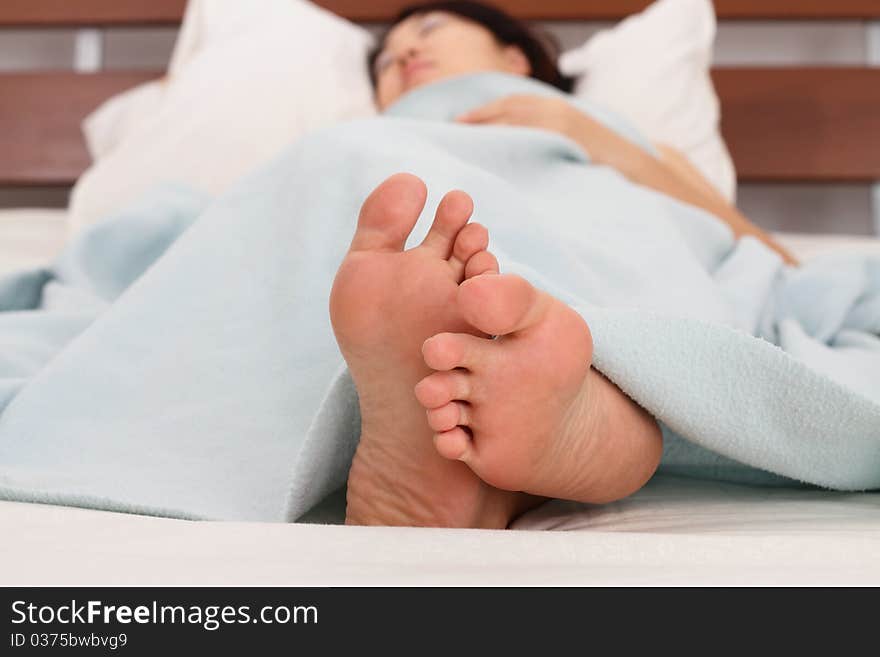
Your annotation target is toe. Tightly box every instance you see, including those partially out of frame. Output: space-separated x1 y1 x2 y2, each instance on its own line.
426 401 470 433
433 427 474 462
448 222 488 280
414 370 472 408
464 251 499 279
422 332 492 372
350 173 427 253
458 273 548 337
420 190 474 257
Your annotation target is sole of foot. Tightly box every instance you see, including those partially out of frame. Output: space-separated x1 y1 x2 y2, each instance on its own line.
415 272 663 504
330 173 541 527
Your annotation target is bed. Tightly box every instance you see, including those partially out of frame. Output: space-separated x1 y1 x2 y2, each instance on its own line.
1 0 879 586
3 475 880 586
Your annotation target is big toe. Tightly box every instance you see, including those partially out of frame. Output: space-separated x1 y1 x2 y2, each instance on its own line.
457 273 547 337
350 173 428 252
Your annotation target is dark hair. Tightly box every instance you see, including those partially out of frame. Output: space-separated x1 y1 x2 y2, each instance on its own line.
368 1 575 93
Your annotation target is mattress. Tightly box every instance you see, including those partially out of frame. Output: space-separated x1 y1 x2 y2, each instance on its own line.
3 476 879 586
0 208 68 276
1 209 879 586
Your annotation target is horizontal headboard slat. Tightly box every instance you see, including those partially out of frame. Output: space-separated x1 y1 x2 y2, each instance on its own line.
0 0 187 27
0 0 879 26
713 68 880 183
1 68 879 187
0 72 155 186
320 0 880 21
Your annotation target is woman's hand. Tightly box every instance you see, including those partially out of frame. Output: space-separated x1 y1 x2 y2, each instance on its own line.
456 94 644 174
456 94 578 139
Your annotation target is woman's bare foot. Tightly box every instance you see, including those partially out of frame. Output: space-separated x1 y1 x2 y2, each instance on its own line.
330 173 540 528
415 273 663 504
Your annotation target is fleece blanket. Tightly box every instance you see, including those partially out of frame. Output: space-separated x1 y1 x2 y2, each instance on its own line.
0 73 878 521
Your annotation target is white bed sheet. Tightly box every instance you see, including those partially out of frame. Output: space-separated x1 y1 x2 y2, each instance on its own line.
2 476 879 586
1 214 879 586
0 208 68 276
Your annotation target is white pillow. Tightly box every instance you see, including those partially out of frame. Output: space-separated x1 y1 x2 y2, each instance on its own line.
74 0 734 232
70 0 376 233
82 80 167 161
559 0 737 202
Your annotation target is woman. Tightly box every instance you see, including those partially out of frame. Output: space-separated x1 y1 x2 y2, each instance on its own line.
372 2 796 264
331 2 797 529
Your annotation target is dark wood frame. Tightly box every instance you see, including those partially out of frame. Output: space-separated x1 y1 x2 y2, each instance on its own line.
1 1 879 186
1 0 879 25
713 68 880 183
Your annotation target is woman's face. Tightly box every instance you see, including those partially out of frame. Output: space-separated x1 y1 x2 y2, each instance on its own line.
374 11 530 109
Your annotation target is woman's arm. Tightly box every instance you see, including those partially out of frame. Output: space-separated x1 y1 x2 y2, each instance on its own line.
564 114 799 266
458 95 799 265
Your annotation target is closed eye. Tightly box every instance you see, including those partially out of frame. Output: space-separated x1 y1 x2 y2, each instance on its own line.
374 51 394 76
375 13 447 78
419 13 447 36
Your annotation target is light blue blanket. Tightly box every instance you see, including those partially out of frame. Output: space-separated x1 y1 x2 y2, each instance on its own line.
1 73 878 521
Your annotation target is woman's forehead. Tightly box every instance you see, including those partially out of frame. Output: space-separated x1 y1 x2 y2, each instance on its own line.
383 11 454 50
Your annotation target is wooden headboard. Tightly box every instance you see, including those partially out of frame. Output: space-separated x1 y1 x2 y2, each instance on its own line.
1 0 879 187
2 0 879 23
